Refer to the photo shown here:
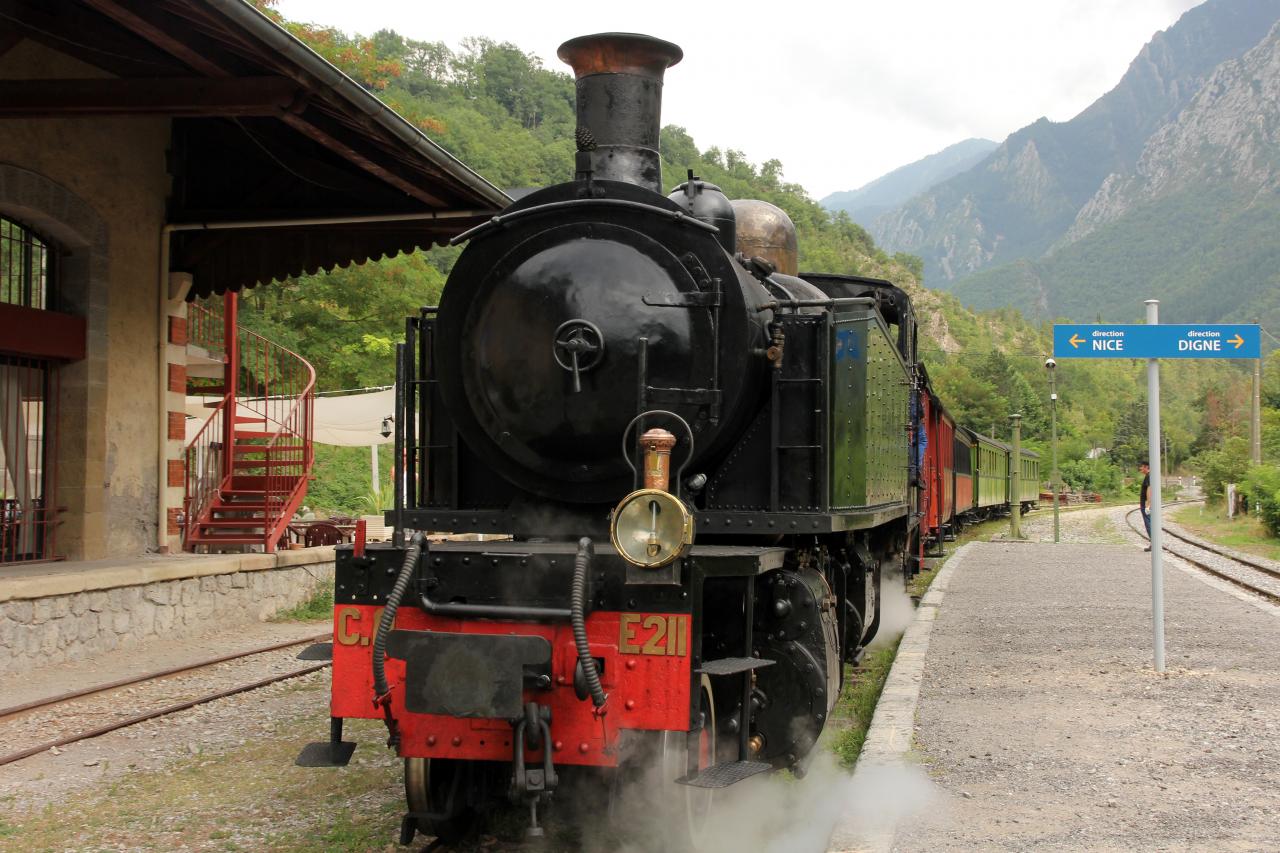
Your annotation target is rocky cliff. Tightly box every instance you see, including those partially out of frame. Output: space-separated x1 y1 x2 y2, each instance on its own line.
950 19 1280 329
871 0 1280 288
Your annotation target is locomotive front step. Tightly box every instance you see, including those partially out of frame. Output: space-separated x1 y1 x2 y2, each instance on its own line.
676 759 772 789
695 656 775 676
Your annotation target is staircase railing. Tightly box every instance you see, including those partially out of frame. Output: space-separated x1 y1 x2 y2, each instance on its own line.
187 296 225 357
182 291 315 553
236 327 315 551
182 393 228 551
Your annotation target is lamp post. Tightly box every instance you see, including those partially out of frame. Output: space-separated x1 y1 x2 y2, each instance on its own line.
1009 413 1024 540
1046 357 1060 543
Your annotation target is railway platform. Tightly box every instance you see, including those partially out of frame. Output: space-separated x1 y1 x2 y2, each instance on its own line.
0 546 336 677
829 518 1280 852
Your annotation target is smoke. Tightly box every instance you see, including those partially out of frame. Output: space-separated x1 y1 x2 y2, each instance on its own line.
588 747 936 853
867 569 915 649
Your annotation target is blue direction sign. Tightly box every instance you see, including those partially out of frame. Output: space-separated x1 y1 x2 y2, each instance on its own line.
1053 324 1260 359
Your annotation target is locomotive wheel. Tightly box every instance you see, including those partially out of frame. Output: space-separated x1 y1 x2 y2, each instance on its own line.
606 675 718 850
658 674 718 851
404 757 475 843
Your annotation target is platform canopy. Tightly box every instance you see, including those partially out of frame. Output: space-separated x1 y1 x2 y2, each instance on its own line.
0 0 511 299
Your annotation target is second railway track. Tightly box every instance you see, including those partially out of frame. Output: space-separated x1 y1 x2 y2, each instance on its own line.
1127 507 1280 605
0 633 331 768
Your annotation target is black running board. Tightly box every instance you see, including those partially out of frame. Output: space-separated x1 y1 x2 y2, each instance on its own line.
676 760 771 789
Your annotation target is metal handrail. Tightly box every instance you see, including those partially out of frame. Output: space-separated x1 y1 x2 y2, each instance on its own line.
183 393 230 551
187 297 225 356
242 327 316 551
182 308 315 553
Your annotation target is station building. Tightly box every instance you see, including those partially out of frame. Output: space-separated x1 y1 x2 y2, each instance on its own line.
0 0 507 670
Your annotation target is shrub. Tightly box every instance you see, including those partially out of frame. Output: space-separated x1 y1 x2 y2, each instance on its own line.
1189 436 1251 502
1242 464 1280 537
1059 457 1122 494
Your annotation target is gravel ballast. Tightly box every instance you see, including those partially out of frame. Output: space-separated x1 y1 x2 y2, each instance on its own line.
894 530 1280 851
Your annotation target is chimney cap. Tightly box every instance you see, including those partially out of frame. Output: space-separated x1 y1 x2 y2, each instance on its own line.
558 32 683 80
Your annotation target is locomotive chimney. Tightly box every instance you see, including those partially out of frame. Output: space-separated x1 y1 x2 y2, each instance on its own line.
557 33 683 193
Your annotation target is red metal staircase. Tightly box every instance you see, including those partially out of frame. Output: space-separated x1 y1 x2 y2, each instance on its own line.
183 292 315 552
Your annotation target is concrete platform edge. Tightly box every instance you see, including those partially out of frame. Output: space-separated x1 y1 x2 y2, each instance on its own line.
0 546 336 603
826 542 973 853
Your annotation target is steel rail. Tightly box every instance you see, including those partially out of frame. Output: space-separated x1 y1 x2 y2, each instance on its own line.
0 632 328 720
1127 509 1280 606
0 662 329 768
1155 520 1280 582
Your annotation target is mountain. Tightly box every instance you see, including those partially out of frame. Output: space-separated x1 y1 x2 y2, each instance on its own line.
820 138 997 228
952 19 1280 328
871 0 1280 288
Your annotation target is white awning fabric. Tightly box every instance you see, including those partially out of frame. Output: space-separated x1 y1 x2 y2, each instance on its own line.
185 388 395 446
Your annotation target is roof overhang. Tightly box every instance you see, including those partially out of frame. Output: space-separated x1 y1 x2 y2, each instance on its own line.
0 0 511 298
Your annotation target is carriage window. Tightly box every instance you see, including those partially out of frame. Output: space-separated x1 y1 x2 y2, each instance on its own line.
1 217 54 310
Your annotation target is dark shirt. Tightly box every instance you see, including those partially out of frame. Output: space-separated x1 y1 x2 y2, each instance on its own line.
1140 473 1150 511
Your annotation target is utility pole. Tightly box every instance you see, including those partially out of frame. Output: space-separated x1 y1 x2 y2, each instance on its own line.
1009 413 1024 540
1046 359 1060 543
1253 353 1263 465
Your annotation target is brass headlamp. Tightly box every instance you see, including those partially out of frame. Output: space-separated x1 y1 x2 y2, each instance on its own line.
610 427 694 568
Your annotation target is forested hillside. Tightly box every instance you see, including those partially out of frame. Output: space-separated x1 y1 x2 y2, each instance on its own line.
244 4 1275 512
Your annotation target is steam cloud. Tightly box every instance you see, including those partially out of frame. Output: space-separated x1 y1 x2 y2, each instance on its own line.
869 569 915 649
596 751 936 853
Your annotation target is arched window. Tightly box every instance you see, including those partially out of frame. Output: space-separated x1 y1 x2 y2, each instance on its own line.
1 216 55 310
1 215 58 563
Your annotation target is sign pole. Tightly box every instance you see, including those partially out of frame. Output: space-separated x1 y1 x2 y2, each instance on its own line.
1048 365 1060 543
1254 350 1263 464
1145 299 1165 673
1053 316 1259 674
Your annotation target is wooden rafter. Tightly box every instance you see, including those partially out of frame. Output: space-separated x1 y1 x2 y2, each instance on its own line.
79 0 227 76
0 0 184 76
0 76 301 117
279 112 448 207
77 0 451 208
0 27 21 58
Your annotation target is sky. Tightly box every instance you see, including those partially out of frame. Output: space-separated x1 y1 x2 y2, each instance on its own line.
274 0 1203 199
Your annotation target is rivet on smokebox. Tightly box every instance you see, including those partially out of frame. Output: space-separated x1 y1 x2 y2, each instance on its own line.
451 736 462 747
578 742 590 754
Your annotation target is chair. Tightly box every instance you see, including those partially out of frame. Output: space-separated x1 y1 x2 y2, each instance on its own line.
304 522 345 547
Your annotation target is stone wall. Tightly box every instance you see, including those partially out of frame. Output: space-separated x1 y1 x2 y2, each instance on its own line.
0 563 333 676
0 38 171 560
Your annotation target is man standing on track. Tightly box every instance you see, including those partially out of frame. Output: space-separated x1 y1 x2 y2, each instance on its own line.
1139 462 1152 552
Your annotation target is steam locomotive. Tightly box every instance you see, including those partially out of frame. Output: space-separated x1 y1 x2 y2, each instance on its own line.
296 32 1037 848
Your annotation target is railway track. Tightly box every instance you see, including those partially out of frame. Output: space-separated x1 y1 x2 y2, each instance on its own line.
1127 507 1280 605
0 633 331 768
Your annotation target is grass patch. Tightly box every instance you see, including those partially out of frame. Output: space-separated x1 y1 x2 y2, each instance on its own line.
829 640 901 768
1172 503 1280 562
271 586 334 622
1 705 412 853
